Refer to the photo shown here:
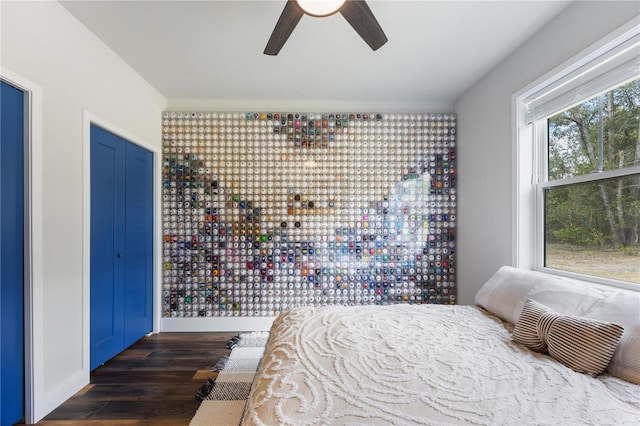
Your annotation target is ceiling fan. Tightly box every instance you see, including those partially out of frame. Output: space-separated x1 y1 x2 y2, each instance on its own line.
264 0 388 55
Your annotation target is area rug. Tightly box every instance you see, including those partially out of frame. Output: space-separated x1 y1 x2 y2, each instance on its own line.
190 331 268 426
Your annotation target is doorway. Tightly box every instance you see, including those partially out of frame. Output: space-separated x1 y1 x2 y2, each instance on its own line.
1 80 25 425
90 124 153 370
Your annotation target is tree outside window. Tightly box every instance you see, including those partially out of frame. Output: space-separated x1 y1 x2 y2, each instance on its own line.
544 79 639 284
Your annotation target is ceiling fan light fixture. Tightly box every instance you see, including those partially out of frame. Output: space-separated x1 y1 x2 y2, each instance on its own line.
264 0 387 55
296 0 346 17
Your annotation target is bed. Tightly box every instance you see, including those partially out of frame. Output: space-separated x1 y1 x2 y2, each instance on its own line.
242 266 640 425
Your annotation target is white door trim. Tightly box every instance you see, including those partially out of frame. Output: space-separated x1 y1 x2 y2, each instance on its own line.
82 111 162 379
1 67 44 425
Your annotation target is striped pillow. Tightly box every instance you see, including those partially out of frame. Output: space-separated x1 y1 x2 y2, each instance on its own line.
513 299 624 377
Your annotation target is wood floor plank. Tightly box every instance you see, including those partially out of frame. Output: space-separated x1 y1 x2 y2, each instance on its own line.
191 370 219 382
33 332 234 425
36 420 190 426
89 400 201 419
90 370 196 385
93 357 176 370
111 350 154 360
39 400 109 421
63 383 201 401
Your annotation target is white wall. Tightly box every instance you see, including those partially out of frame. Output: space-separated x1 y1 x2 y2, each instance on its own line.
453 1 639 305
1 1 166 422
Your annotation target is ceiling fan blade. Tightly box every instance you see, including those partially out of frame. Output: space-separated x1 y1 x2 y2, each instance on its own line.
264 0 304 55
340 0 388 51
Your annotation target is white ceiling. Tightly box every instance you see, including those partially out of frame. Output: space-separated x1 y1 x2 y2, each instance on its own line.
60 0 572 110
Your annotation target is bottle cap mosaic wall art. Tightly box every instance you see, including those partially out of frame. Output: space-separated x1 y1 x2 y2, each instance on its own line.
162 112 456 317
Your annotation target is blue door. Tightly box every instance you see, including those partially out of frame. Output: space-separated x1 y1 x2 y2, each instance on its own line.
90 125 153 370
1 81 25 425
123 142 154 347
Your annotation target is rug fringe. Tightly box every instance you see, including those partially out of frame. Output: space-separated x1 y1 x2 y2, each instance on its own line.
195 332 269 401
195 378 215 401
212 356 229 372
226 331 269 349
226 335 242 349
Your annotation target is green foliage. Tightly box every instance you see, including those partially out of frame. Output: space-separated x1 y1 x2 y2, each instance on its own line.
550 226 604 246
618 245 640 256
545 79 640 249
545 184 608 246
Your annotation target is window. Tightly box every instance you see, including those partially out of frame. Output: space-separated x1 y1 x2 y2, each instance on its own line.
516 20 640 288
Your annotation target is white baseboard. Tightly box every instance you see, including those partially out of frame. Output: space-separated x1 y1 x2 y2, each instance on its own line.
160 317 276 332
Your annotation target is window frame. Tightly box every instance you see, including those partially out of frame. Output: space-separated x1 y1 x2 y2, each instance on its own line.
513 17 640 291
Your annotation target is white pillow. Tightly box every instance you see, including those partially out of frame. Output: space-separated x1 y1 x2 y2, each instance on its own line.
584 291 640 384
474 266 612 324
474 266 539 323
476 266 640 384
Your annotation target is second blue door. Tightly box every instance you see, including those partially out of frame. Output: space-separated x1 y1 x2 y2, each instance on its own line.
90 124 153 370
1 80 25 426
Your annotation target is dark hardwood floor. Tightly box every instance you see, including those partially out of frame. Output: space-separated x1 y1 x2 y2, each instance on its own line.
33 332 235 425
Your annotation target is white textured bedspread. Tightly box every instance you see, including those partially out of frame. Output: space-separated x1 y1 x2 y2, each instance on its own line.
243 305 640 425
